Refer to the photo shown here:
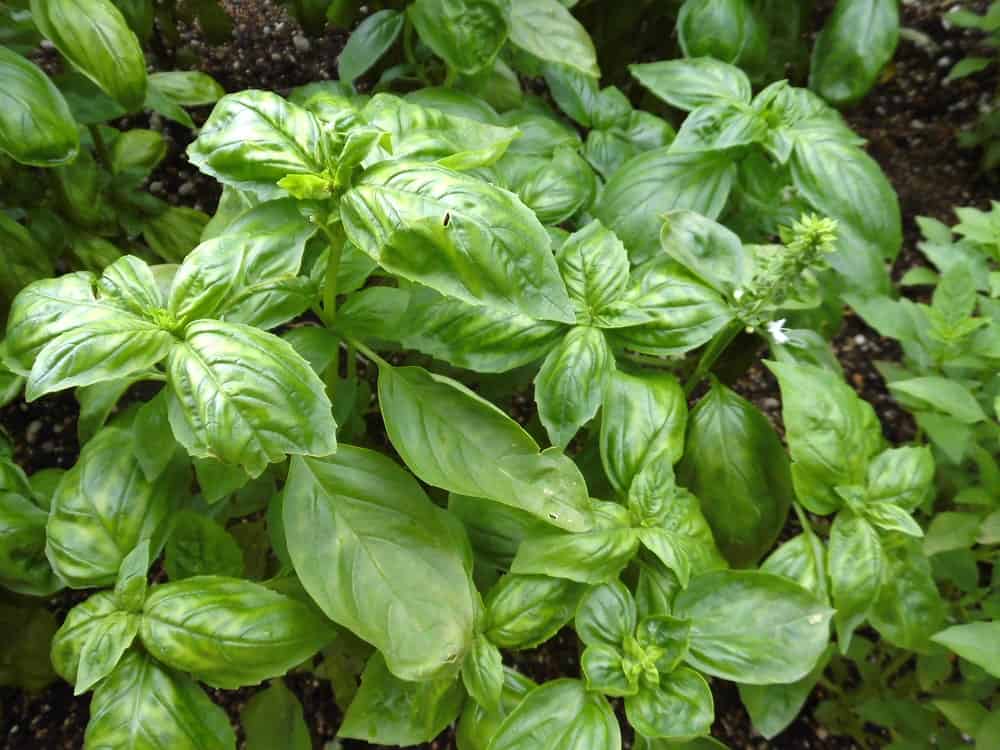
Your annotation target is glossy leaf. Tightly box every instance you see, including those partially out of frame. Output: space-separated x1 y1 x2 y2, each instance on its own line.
338 9 405 85
870 535 946 652
463 634 504 714
283 446 476 681
625 667 714 741
761 534 828 601
164 510 244 581
75 611 140 695
508 0 598 77
739 646 833 740
242 679 310 750
484 574 584 649
556 220 630 325
932 622 1000 679
51 592 118 684
677 0 750 62
0 483 61 596
140 576 335 688
828 512 883 651
629 58 752 111
456 667 536 750
31 0 147 111
659 210 749 297
575 579 636 648
114 539 151 613
408 0 509 76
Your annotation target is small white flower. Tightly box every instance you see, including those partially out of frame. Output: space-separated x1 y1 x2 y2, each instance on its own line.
733 288 744 301
767 318 790 344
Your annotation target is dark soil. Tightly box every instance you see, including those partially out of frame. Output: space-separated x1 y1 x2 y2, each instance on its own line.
3 1 998 749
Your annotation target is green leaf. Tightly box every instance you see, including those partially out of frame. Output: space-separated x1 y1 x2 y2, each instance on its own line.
147 71 224 106
866 446 935 511
575 579 636 648
0 46 78 166
484 574 584 649
166 320 337 478
164 510 244 581
187 91 328 200
946 56 992 81
31 0 147 111
594 147 737 265
678 381 793 567
131 391 178 481
338 9 405 85
677 0 751 62
51 592 118 684
606 261 734 356
870 535 946 652
761 534 828 601
601 370 687 497
489 679 621 750
408 0 509 76
923 512 981 556
543 63 600 126
401 286 565 373
739 646 833 740
0 482 61 596
340 652 464 744
75 611 140 695
46 426 183 588
142 207 211 264
674 570 833 684
363 93 517 170
512 501 638 583
888 377 986 424
556 220 630 325
514 146 597 224
84 650 237 750
377 364 592 531
508 0 598 77
931 622 1000 678
810 0 899 106
790 139 900 291
671 101 767 154
342 160 574 323
534 326 613 449
140 576 335 688
456 668 536 750
862 502 924 538
625 666 714 741
283 446 477 681
828 512 883 651
243 679 310 750
0 603 59 692
659 210 749 297
167 199 317 329
629 58 751 112
766 360 882 514
114 539 151 613
581 643 635 696
463 635 504 714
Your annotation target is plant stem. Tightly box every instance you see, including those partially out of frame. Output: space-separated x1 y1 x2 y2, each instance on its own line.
683 320 741 396
616 350 679 371
345 336 388 370
319 221 345 327
88 125 111 170
793 502 816 538
347 342 357 381
881 651 912 687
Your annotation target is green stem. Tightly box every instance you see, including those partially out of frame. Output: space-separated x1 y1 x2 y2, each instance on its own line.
319 221 345 328
793 502 816 538
683 320 741 396
881 651 912 687
617 350 679 371
345 336 388 370
88 125 111 170
347 342 357 381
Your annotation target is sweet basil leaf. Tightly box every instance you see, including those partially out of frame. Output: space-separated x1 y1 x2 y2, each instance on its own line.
575 579 636 648
556 220 630 325
629 58 752 111
484 574 585 649
51 592 118 685
0 46 78 166
342 160 574 323
377 364 592 531
75 611 140 695
677 0 750 62
678 381 793 567
140 576 335 688
870 535 946 653
761 533 828 602
738 646 833 740
463 634 504 714
164 510 244 581
147 71 224 106
508 0 599 78
625 666 714 741
114 539 151 613
242 679 310 750
888 376 986 424
166 320 337 478
674 570 833 684
581 643 634 697
284 446 477 681
932 622 1000 679
828 512 883 651
660 210 749 298
515 146 596 224
340 652 464 745
408 0 509 76
84 650 237 750
338 9 405 85
31 0 147 112
0 485 61 596
456 667 536 750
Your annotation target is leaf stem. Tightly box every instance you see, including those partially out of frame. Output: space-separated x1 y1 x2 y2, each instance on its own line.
319 221 345 327
881 651 912 687
683 319 741 396
345 336 388 370
88 125 111 170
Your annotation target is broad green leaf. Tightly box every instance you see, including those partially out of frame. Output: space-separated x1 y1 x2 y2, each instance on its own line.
108 129 166 175
923 512 981 557
671 101 766 154
866 446 934 511
339 652 464 744
449 495 551 574
514 146 596 224
659 210 749 297
601 370 686 497
167 199 317 329
674 570 833 684
931 622 1000 678
629 58 752 111
0 46 78 166
164 510 243 581
114 539 151 613
625 667 714 741
463 635 504 714
810 0 899 106
242 679 310 750
132 391 178 481
187 91 328 200
888 377 986 424
534 326 613 449
84 650 237 750
75 375 139 444
790 139 900 291
146 71 224 106
363 93 517 170
456 668 536 750
338 9 405 85
377 364 592 531
51 592 119 684
761 534 828 601
828 512 883 651
31 0 147 111
342 160 574 323
489 679 621 750
142 207 211 264
0 603 58 691
511 501 638 583
0 485 61 596
408 0 509 76
677 0 750 62
47 427 183 588
766 360 882 514
484 574 584 649
543 63 600 126
870 536 946 652
406 86 503 124
402 286 565 373
166 320 337 478
556 220 629 325
739 646 833 740
575 579 636 648
508 0 598 77
678 381 793 567
140 576 335 688
284 446 476 681
581 644 634 696
75 611 140 695
595 147 737 265
605 261 734 355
